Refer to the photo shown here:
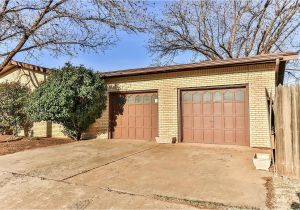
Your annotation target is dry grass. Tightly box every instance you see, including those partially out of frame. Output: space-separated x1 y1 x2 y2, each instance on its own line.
0 136 74 156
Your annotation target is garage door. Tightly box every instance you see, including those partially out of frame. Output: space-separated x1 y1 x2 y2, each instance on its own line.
110 92 158 140
181 87 249 146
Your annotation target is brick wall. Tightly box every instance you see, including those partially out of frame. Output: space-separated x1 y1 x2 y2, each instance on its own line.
93 63 276 148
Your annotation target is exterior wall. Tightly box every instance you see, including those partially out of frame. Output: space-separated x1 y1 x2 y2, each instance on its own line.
93 63 276 148
0 67 67 138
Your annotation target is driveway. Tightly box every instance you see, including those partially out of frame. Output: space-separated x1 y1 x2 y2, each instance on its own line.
0 139 270 209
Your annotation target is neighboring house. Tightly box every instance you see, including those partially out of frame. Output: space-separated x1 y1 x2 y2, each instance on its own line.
0 61 65 138
0 52 298 147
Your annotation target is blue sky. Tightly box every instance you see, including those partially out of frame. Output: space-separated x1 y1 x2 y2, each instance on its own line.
13 1 193 73
14 30 193 73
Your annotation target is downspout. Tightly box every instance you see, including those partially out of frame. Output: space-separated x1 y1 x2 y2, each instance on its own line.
274 58 280 86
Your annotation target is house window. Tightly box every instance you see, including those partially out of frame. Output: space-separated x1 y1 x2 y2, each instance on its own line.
235 90 245 101
143 95 150 104
193 92 201 102
213 91 222 102
224 91 233 101
135 95 142 104
127 95 134 104
183 92 192 102
203 91 211 102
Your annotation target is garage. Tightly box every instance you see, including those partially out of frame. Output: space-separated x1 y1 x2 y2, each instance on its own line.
181 86 249 146
110 92 158 140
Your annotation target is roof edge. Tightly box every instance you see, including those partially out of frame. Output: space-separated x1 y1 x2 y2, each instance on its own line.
100 52 298 78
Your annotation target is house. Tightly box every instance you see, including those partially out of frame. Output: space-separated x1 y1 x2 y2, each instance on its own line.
0 52 298 147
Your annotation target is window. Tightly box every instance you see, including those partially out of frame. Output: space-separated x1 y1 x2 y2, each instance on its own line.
224 91 233 101
203 91 211 102
135 95 142 104
213 91 222 102
183 92 192 102
143 95 150 104
151 94 158 104
235 90 245 101
127 96 134 104
193 92 201 102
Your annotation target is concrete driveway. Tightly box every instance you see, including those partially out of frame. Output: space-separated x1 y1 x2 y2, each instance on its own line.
0 139 270 209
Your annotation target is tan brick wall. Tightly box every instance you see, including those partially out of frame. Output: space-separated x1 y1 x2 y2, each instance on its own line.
93 63 276 148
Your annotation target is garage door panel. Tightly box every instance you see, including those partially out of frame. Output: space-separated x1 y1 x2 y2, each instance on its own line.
225 130 235 143
144 128 151 139
203 104 212 115
144 117 151 127
214 130 224 144
121 128 129 138
129 128 135 138
152 116 158 128
203 117 213 128
236 117 245 128
193 103 202 115
203 130 213 144
129 116 135 127
213 116 223 129
144 105 151 116
193 130 203 142
224 117 234 129
224 103 233 115
183 104 193 115
129 106 135 116
136 129 143 139
111 92 158 141
136 117 143 127
182 87 249 146
193 116 203 128
183 129 193 141
213 103 222 115
136 105 143 116
183 116 193 128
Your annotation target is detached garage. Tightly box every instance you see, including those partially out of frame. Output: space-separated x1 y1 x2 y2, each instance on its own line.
98 52 297 148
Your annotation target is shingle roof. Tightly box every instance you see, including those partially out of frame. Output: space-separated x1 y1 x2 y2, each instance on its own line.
99 52 298 78
0 60 51 75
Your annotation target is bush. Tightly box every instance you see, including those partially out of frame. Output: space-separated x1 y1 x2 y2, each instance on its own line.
26 63 107 140
0 82 31 136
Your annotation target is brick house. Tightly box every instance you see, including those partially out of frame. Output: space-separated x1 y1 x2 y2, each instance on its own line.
0 52 298 147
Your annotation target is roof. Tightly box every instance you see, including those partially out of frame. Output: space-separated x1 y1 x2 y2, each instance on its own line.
0 60 51 76
100 52 298 78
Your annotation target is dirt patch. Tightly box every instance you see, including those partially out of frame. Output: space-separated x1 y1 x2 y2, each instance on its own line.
0 137 74 156
263 177 274 209
152 194 259 209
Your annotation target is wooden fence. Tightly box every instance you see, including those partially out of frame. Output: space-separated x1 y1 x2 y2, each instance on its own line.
274 84 300 179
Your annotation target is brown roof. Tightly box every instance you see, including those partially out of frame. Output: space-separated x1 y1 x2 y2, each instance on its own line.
0 60 51 76
100 52 298 78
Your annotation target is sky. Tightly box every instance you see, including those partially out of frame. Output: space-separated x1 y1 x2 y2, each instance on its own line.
13 1 193 73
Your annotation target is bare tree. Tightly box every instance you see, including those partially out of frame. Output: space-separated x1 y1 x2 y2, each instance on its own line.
0 0 147 69
147 0 300 62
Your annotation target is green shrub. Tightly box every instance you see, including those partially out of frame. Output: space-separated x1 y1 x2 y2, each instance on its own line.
0 82 31 136
26 63 107 140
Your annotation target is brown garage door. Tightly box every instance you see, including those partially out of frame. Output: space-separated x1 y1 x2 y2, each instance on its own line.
110 92 158 140
181 87 249 146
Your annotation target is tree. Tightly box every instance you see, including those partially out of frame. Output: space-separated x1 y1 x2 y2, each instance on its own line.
0 82 31 136
0 0 146 69
26 63 107 140
147 0 300 62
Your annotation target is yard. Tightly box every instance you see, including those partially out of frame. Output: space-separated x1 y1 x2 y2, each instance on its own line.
0 139 272 209
0 135 74 156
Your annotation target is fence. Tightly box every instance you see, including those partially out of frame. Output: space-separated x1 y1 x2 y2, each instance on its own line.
274 84 300 179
